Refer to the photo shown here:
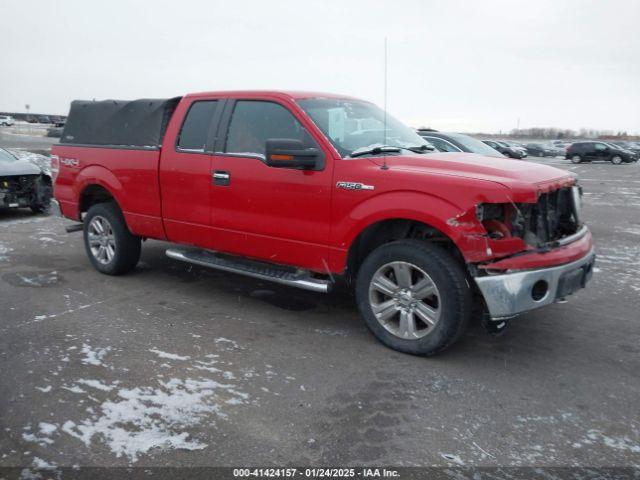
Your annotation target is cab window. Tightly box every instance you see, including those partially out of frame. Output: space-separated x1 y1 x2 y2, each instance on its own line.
177 100 219 151
225 101 314 158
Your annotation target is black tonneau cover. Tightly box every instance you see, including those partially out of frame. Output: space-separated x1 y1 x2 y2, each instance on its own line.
60 97 181 148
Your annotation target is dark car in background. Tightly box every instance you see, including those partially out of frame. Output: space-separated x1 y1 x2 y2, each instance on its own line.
501 141 528 158
525 143 557 157
416 131 504 157
481 139 525 159
0 148 52 213
566 141 638 164
609 140 640 155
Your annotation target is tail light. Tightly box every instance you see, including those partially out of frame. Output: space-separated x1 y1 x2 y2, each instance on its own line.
50 155 59 181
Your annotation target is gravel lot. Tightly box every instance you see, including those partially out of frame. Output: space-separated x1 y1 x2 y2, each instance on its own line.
1 150 639 474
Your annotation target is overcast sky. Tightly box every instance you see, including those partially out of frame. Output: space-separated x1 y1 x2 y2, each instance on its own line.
2 0 639 133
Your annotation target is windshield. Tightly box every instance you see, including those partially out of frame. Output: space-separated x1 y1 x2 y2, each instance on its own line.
297 98 429 157
446 133 505 156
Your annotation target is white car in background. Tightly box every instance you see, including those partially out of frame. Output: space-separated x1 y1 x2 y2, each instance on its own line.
0 115 15 127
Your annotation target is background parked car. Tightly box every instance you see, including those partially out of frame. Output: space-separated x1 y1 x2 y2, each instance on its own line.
46 126 64 138
417 131 505 157
609 140 640 155
0 148 52 213
481 139 524 159
0 115 15 127
500 141 528 158
525 143 557 157
566 141 638 164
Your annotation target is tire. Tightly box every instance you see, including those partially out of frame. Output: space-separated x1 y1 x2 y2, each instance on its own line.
355 240 472 356
570 154 582 164
611 155 623 165
83 202 141 275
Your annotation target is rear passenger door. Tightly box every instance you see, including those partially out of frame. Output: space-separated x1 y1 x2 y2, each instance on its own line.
208 99 333 271
159 99 223 248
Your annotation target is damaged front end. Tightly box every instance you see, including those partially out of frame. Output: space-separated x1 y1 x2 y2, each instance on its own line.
0 174 52 211
466 183 595 325
476 184 583 259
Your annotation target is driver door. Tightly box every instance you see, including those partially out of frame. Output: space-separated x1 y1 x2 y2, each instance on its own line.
208 99 333 272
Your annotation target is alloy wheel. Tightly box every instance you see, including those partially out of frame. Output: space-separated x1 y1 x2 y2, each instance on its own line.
368 261 441 340
87 215 116 265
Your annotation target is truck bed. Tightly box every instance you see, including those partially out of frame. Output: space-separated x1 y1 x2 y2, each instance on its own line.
53 145 166 240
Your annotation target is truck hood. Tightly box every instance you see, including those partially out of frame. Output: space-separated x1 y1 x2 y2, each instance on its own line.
0 158 42 177
370 152 575 194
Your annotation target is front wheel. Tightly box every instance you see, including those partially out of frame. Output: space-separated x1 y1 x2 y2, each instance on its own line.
83 202 141 275
355 240 472 356
611 155 623 165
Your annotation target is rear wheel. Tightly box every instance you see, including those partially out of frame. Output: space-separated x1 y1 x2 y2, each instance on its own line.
611 155 623 165
570 154 582 164
355 240 472 356
83 202 141 275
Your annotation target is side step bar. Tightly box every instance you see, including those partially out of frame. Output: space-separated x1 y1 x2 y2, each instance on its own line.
166 248 332 293
65 223 83 233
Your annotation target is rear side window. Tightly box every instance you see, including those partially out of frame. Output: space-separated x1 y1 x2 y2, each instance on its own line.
177 100 218 151
225 101 312 157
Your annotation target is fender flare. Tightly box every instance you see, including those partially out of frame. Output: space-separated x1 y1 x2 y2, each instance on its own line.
331 191 487 271
74 165 125 214
339 191 479 247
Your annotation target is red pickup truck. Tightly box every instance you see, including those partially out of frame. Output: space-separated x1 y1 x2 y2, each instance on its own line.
51 91 595 355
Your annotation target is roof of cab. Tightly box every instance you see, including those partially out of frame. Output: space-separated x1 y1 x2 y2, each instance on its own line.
184 90 361 101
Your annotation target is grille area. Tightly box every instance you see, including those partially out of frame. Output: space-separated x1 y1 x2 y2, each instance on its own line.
0 175 40 206
511 187 580 247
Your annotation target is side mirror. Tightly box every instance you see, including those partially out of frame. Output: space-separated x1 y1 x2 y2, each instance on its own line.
265 139 319 169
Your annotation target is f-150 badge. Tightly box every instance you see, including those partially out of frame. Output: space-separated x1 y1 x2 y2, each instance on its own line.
336 181 375 191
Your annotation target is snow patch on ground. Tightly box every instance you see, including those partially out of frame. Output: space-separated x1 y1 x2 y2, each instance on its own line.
586 430 640 453
80 344 111 366
214 337 242 350
0 242 13 261
148 348 190 361
22 423 58 446
61 376 249 462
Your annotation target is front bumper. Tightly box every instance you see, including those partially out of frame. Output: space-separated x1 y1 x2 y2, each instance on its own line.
474 248 596 320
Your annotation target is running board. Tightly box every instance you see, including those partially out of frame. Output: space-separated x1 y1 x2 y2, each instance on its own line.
165 248 332 293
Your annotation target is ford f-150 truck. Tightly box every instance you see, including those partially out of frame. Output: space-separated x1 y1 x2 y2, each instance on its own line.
51 91 595 355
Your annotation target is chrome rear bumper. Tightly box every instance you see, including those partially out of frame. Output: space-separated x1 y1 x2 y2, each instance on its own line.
474 249 596 320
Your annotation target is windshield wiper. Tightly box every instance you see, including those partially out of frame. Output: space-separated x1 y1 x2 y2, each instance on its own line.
405 144 433 153
349 146 402 158
349 144 432 158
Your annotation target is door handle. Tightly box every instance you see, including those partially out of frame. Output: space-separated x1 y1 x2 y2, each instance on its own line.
213 170 230 186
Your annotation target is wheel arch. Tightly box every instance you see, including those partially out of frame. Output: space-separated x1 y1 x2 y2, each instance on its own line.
344 217 467 283
75 166 125 219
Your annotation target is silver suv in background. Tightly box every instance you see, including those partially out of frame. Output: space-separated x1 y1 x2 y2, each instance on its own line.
0 115 15 127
